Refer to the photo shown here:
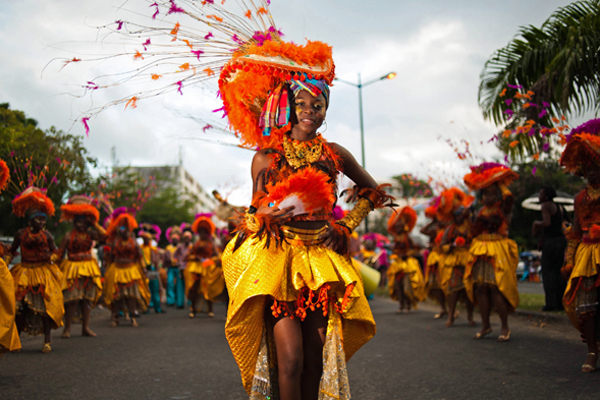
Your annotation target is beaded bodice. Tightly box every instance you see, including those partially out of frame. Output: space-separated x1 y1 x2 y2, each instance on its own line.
20 227 51 263
67 231 93 257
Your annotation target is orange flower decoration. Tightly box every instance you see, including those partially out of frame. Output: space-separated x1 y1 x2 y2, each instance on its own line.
0 159 9 193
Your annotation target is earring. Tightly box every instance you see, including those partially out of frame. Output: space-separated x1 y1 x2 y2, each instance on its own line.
322 119 328 133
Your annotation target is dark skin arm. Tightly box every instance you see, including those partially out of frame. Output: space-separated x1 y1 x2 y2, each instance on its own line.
532 201 556 235
56 232 69 263
9 230 24 256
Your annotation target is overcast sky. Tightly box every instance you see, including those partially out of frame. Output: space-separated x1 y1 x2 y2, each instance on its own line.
0 0 573 205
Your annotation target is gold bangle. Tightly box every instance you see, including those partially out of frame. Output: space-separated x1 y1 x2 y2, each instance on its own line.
245 213 260 232
338 197 373 232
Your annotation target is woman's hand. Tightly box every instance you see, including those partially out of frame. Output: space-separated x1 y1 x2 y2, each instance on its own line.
319 224 349 255
255 204 296 222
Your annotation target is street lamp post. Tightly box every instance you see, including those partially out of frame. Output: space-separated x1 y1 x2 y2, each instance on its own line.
336 72 397 231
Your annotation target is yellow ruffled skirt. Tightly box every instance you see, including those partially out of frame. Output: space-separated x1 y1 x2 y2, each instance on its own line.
185 260 225 302
103 262 150 312
440 247 470 295
1 259 21 353
222 226 375 397
60 258 103 305
11 261 64 335
425 248 445 297
563 242 600 332
464 234 519 312
387 256 426 307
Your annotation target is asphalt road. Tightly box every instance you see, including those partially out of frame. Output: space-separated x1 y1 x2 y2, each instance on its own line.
1 297 598 400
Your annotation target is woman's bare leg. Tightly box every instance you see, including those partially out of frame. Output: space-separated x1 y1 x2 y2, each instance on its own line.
301 310 327 400
189 280 200 317
395 279 404 312
42 315 52 344
446 292 459 327
62 301 77 338
81 300 96 336
126 297 138 327
475 284 492 337
581 314 599 371
272 312 303 400
491 286 510 337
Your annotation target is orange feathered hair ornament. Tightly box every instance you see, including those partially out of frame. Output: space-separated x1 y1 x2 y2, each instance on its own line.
219 40 334 149
0 159 9 193
263 166 336 216
60 195 100 223
12 187 55 218
192 215 216 236
463 162 518 191
106 210 138 240
387 206 417 235
436 188 474 222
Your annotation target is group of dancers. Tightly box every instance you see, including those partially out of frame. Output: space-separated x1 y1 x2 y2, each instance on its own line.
2 1 599 398
0 176 226 355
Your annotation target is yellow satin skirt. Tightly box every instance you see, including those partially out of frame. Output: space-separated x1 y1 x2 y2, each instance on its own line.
563 242 600 331
103 262 150 312
440 247 470 294
464 234 519 312
60 258 103 305
0 259 20 353
222 226 375 395
387 256 426 306
11 261 64 334
425 248 445 296
185 260 225 301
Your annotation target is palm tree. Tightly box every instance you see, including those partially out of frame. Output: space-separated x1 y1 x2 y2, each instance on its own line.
478 0 600 161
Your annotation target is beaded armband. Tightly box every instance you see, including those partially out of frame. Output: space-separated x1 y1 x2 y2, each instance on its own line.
337 184 396 232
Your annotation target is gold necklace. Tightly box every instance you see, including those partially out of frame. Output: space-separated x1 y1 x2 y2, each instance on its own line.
282 134 323 169
588 185 600 200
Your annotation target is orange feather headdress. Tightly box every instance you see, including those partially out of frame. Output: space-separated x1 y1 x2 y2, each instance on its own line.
192 215 216 236
560 119 600 174
60 195 100 223
105 207 138 239
0 159 9 193
387 206 418 235
463 163 518 191
436 188 474 222
12 187 55 218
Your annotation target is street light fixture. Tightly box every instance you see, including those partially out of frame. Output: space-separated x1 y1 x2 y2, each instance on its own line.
335 72 397 232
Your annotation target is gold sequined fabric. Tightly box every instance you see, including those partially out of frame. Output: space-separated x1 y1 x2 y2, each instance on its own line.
425 248 444 293
223 226 376 395
11 261 64 334
464 234 519 312
563 242 600 331
185 261 225 301
59 259 102 305
387 256 426 307
440 247 470 294
0 259 20 352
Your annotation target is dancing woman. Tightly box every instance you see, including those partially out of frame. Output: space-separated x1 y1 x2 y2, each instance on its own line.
437 188 475 328
386 206 426 313
56 196 106 338
0 160 20 355
463 163 519 342
559 119 600 372
103 209 150 328
9 187 64 353
185 215 224 318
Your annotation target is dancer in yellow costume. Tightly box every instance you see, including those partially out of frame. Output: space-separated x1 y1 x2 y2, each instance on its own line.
437 188 475 328
103 208 150 328
185 214 224 318
559 118 600 372
421 199 449 319
56 195 105 338
463 163 519 342
387 206 426 313
0 160 20 355
8 187 64 353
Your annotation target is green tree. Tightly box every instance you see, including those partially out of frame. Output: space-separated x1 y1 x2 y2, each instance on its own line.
478 0 600 161
0 103 97 238
392 174 434 198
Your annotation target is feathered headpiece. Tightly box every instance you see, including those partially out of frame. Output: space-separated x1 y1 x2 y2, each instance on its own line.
166 225 182 241
560 118 600 174
192 213 216 235
463 162 518 191
60 195 100 223
106 207 138 239
0 159 9 193
12 187 55 218
139 222 162 241
66 1 335 149
436 188 474 222
387 206 417 235
425 196 440 219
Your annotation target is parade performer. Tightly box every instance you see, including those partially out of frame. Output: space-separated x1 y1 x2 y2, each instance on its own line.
0 160 21 355
387 206 426 313
67 1 392 397
56 195 106 338
559 118 600 372
463 163 519 341
185 214 224 318
139 223 165 314
8 187 63 353
173 228 193 310
164 225 184 307
421 199 449 319
103 208 150 327
437 188 475 328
